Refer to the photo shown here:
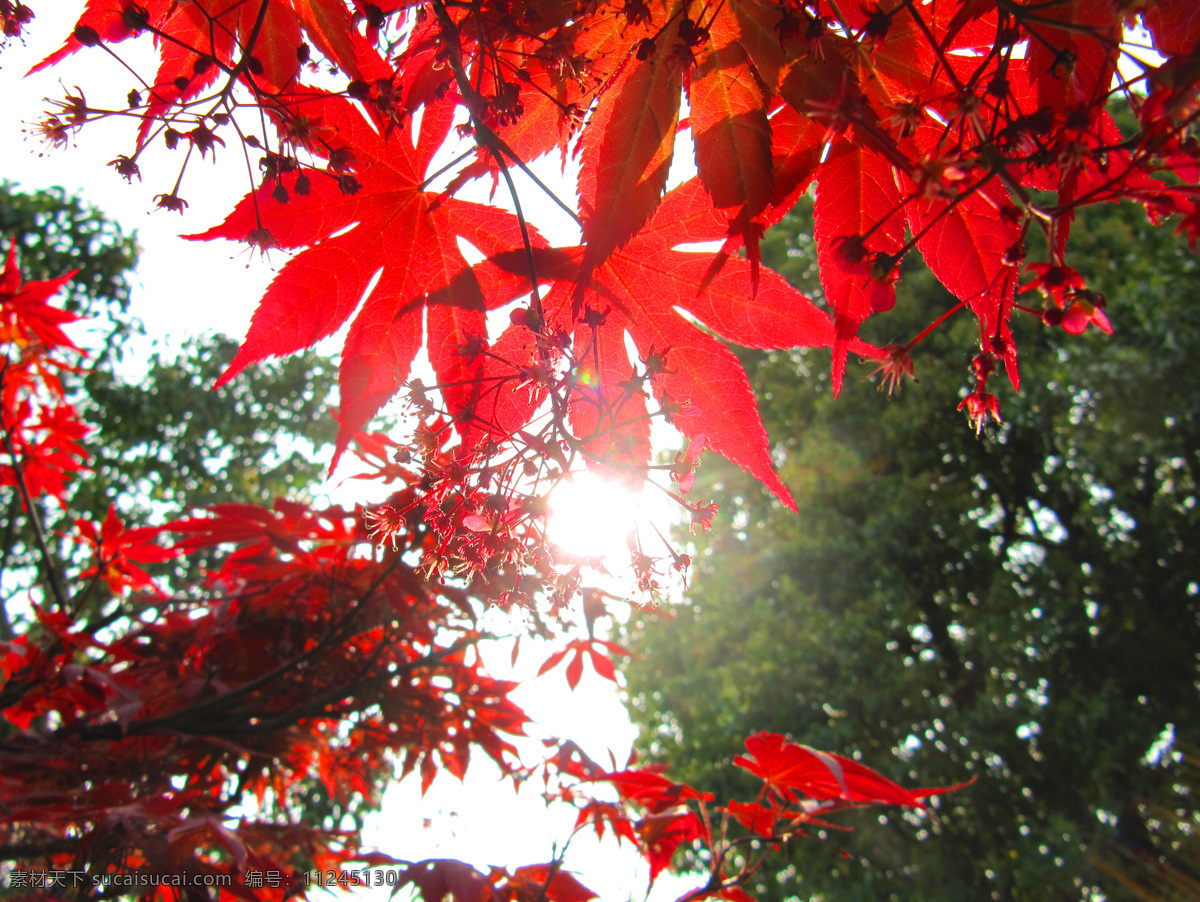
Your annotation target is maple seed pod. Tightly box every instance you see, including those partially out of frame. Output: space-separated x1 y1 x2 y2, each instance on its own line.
122 3 149 31
1026 106 1054 135
272 182 289 205
108 155 141 182
833 235 869 272
1064 105 1090 132
194 56 213 75
294 173 311 196
1042 307 1064 327
246 55 264 76
164 128 182 149
970 353 996 381
997 25 1020 47
1050 46 1077 80
154 193 188 213
246 228 278 256
127 89 140 108
986 73 1009 99
297 42 310 64
173 76 190 92
625 0 651 26
862 5 890 40
6 2 31 26
999 204 1024 226
73 24 100 46
347 80 371 100
339 174 361 195
635 38 656 61
364 3 386 29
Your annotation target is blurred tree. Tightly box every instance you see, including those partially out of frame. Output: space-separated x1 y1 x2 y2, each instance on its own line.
625 193 1200 901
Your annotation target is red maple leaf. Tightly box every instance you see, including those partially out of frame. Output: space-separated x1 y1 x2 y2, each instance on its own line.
812 139 908 394
34 0 392 148
0 241 78 351
508 865 597 902
734 731 926 809
75 505 177 594
493 179 881 508
398 858 501 902
188 92 532 458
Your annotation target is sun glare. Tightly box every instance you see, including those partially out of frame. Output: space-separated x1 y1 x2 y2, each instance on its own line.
547 472 649 562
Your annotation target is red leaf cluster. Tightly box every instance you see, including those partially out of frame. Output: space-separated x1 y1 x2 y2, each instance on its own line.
28 0 1198 529
7 0 1198 896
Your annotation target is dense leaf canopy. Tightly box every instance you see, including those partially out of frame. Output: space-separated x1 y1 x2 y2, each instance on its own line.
1 0 1199 899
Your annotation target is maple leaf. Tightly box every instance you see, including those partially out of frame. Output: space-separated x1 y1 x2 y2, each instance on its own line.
688 7 774 232
812 139 907 395
536 638 629 689
34 0 392 112
508 864 597 902
576 10 684 284
0 241 78 350
398 858 501 902
74 504 177 594
637 809 705 884
291 0 392 82
36 1 300 149
495 179 881 509
725 799 791 837
1143 0 1200 56
734 731 927 809
188 93 531 458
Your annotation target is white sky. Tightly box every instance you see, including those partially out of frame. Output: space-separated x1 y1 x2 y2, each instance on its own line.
0 7 699 901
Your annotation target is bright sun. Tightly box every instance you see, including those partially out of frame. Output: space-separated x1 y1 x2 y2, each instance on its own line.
546 471 650 562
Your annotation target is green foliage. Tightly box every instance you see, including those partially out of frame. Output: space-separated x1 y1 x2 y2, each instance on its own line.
78 337 337 520
625 195 1200 901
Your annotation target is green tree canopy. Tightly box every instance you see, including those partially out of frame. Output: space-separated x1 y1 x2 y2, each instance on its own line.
625 194 1200 901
